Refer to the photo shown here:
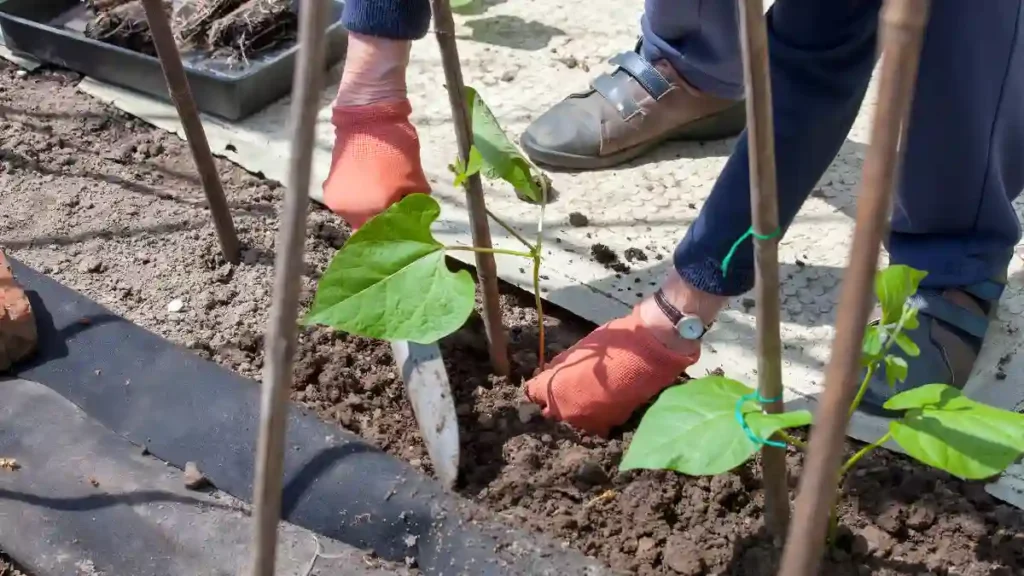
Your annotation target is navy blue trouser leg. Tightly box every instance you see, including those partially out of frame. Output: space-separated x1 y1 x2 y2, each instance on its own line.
889 1 1024 289
670 0 1024 297
672 0 881 296
640 0 745 100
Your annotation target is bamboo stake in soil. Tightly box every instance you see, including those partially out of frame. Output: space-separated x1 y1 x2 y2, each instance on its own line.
430 0 510 377
778 1 930 574
249 0 330 574
736 0 789 538
139 0 241 264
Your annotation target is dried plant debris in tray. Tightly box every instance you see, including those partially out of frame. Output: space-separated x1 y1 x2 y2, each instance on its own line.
84 0 135 11
83 0 172 57
206 0 298 61
83 0 299 64
174 0 247 47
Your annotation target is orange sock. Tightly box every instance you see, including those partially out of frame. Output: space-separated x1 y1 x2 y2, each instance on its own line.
525 307 700 437
323 99 430 229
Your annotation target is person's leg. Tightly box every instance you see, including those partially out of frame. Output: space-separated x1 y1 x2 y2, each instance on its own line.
323 0 432 229
526 0 883 436
859 0 1024 415
519 0 746 170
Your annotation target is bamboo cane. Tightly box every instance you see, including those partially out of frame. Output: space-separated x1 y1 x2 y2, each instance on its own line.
736 0 789 538
429 0 511 376
139 0 240 264
249 0 330 574
778 1 930 574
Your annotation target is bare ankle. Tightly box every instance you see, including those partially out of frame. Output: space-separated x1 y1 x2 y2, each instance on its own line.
335 33 411 106
638 271 727 354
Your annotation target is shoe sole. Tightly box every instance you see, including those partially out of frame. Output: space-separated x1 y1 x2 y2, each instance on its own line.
521 102 747 171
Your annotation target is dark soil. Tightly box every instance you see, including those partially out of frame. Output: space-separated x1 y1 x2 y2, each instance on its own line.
3 64 1024 576
569 211 590 227
624 247 648 263
591 243 630 274
83 0 170 57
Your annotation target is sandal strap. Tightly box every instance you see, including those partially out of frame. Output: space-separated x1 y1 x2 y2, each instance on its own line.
911 291 989 340
591 51 672 119
961 279 1005 303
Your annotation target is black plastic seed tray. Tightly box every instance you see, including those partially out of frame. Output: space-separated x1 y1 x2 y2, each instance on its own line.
0 0 348 120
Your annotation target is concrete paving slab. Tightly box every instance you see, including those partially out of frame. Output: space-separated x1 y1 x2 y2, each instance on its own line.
74 0 1024 506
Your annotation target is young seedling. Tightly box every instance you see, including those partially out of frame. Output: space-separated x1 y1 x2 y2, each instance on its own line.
306 87 553 367
621 264 1024 541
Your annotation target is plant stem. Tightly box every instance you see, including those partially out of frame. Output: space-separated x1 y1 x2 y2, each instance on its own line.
839 431 892 478
485 208 536 250
532 253 545 369
827 431 893 544
847 365 875 419
531 175 549 370
445 246 534 259
776 431 807 450
827 499 840 546
848 312 910 419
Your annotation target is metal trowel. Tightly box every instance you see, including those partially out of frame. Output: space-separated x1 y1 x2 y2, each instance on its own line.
391 340 459 489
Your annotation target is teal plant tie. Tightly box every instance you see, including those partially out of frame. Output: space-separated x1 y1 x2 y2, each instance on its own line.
734 392 787 448
721 226 782 276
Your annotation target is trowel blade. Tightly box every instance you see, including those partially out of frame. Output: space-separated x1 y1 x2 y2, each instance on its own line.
390 340 459 489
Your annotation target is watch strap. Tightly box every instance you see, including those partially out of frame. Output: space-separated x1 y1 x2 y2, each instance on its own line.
653 289 683 325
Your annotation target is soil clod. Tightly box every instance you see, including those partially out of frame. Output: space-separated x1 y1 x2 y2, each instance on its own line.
623 247 647 262
568 211 589 227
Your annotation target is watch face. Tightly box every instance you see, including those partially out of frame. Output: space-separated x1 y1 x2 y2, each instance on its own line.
677 316 704 340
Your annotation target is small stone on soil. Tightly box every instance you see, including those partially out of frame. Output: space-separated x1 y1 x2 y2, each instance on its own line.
167 298 185 313
77 257 104 274
574 460 609 487
184 461 210 490
214 263 234 283
855 524 893 556
517 402 541 424
662 535 705 575
907 503 936 530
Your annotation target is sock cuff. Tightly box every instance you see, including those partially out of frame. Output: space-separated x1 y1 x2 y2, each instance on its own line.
331 99 414 127
342 0 431 40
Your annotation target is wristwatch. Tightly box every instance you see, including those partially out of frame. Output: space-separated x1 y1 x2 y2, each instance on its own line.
653 289 713 340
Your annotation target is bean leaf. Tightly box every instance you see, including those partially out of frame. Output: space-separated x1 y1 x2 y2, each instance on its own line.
875 265 928 325
862 324 883 365
894 332 920 357
453 146 484 187
304 194 475 343
465 86 544 202
886 384 1024 480
884 355 909 388
620 376 812 476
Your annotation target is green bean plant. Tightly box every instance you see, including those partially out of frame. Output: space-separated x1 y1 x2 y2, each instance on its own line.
620 264 1024 541
304 88 553 365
